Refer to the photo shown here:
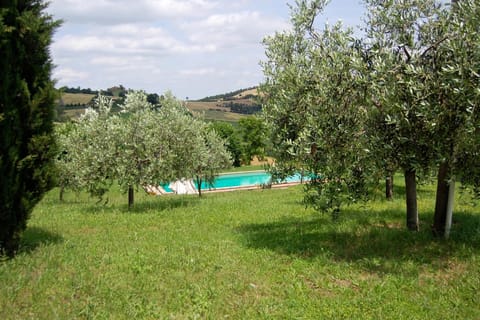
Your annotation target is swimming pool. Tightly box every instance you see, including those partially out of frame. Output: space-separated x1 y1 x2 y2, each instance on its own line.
163 171 305 193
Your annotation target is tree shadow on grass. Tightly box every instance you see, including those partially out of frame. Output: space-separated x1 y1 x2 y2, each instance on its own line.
126 196 201 214
81 195 202 215
377 183 436 201
18 227 63 254
237 209 480 275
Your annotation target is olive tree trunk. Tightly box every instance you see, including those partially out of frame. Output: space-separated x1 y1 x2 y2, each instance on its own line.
128 186 134 209
432 162 450 236
195 177 203 197
405 169 419 231
386 174 394 200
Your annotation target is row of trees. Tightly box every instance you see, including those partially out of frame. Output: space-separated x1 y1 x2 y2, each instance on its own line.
228 102 262 115
210 116 268 167
59 86 98 95
56 91 232 207
261 0 479 236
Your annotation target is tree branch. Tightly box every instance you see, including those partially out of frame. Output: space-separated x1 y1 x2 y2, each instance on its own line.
421 35 450 58
402 45 411 62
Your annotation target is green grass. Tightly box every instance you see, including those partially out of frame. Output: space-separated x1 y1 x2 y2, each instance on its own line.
1 180 479 319
200 109 245 122
221 164 266 173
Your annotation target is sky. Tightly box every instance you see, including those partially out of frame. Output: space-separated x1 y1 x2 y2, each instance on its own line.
46 0 365 100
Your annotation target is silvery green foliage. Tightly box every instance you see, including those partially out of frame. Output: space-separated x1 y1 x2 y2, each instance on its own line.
120 90 152 114
73 93 117 198
115 90 231 199
363 0 446 174
365 0 479 189
56 90 232 204
113 90 164 194
261 0 374 214
261 0 479 220
54 122 83 194
192 127 232 195
430 0 480 193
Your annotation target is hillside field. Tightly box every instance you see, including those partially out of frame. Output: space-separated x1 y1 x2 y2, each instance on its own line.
186 99 256 122
60 93 96 105
58 88 261 122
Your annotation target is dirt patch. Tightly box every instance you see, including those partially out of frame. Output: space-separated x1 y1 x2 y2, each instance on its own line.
303 277 337 298
419 258 469 286
372 221 403 229
249 156 274 166
332 277 361 291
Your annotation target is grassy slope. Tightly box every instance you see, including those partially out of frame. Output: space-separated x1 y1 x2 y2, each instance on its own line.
61 93 96 105
232 88 259 99
187 96 258 122
1 180 479 319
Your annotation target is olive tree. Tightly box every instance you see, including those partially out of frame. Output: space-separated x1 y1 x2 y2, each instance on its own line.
57 91 231 207
363 0 447 230
261 0 375 216
54 122 84 201
112 90 182 208
263 0 479 234
424 0 480 235
365 0 480 233
191 127 232 196
58 94 118 201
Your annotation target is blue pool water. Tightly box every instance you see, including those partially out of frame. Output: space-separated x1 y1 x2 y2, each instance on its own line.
163 171 305 192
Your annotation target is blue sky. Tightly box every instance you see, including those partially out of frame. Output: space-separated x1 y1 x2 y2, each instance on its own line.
47 0 365 99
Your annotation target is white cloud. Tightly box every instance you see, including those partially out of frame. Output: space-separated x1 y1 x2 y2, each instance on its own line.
53 67 89 84
46 1 290 98
183 11 288 48
49 0 218 25
45 0 324 98
90 56 133 66
179 68 219 76
52 22 220 58
53 35 115 53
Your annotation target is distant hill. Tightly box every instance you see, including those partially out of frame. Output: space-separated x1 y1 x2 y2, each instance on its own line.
56 86 262 122
187 87 262 122
197 86 259 102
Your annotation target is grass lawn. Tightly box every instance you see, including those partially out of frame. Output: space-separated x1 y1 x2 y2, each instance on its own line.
1 180 479 319
221 165 266 173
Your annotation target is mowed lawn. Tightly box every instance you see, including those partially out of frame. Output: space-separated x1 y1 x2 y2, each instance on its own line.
1 181 479 319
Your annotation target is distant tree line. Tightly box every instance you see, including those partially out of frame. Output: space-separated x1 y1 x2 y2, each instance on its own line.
210 117 268 167
60 86 98 95
62 103 93 109
228 102 262 115
60 85 125 97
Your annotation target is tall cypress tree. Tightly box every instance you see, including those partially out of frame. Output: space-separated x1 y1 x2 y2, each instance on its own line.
0 0 60 256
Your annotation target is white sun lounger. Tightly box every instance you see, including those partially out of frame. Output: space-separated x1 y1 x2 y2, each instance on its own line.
169 179 198 195
143 185 167 196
